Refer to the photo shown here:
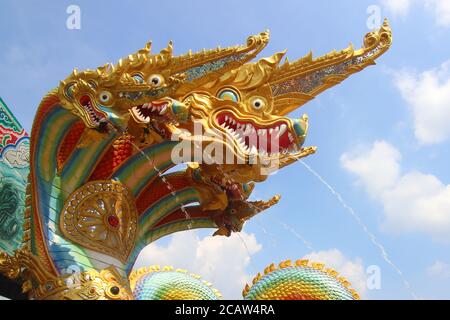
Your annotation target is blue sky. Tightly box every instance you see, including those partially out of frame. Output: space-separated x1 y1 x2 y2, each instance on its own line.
2 0 450 299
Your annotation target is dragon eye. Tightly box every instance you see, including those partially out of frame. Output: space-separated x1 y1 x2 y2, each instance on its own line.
132 74 144 84
250 97 266 110
149 74 164 87
217 89 239 102
65 84 75 98
99 91 113 104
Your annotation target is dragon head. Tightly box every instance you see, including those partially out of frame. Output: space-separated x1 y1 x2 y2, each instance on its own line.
174 21 392 204
58 32 270 131
181 51 314 170
211 195 281 237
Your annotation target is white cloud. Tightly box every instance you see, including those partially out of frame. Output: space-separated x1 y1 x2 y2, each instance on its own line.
303 249 368 297
381 0 450 27
341 141 401 196
134 230 262 299
425 0 450 27
393 61 450 145
381 0 413 16
427 260 450 278
341 141 450 242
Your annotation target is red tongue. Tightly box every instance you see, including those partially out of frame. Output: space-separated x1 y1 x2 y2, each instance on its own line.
80 95 90 106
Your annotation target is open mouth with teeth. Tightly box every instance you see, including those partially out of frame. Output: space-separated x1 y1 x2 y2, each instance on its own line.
215 111 300 158
79 95 107 126
130 100 171 124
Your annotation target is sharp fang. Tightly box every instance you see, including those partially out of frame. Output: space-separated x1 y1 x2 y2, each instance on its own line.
289 133 294 142
160 106 168 115
278 124 287 137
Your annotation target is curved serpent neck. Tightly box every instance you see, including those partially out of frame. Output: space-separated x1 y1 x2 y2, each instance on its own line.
24 91 212 283
27 91 118 277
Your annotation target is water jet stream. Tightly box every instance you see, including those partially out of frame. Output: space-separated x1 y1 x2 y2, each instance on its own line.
299 160 418 299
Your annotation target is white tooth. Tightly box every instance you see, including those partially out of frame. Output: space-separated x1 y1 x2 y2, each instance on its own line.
251 127 256 134
250 146 258 154
151 106 156 111
269 128 274 134
225 116 229 122
279 124 287 136
244 124 252 135
159 106 168 114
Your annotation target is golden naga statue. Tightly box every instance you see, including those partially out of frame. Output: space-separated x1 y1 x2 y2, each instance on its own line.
0 20 392 300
